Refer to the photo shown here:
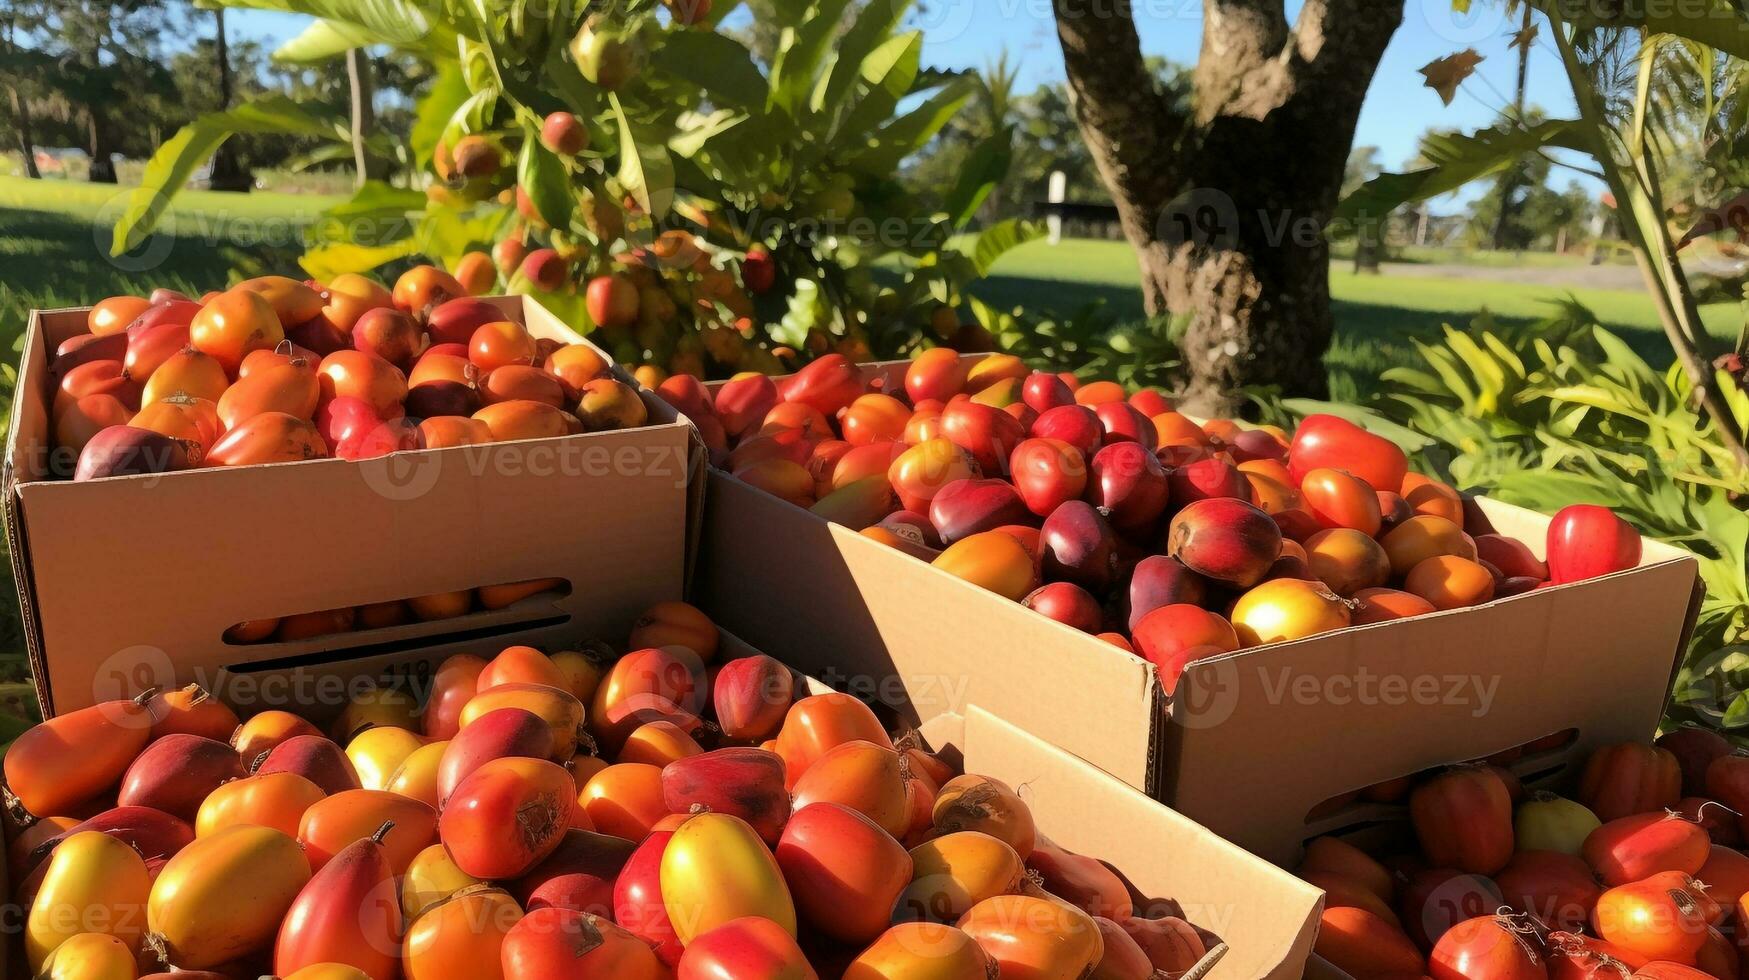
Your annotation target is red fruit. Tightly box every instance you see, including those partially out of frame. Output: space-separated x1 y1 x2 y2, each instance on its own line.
509 829 637 914
274 824 401 980
1658 728 1732 798
405 380 480 419
1314 906 1426 979
782 353 863 418
1023 582 1104 633
75 426 188 480
1093 401 1157 450
716 375 780 439
1581 812 1709 886
124 318 192 380
586 275 639 329
712 657 795 744
1129 388 1172 417
1475 534 1549 582
541 111 588 154
1592 874 1711 965
1030 404 1104 458
906 349 967 405
940 399 1027 474
503 907 667 978
1028 837 1133 920
351 307 424 371
656 373 714 421
1410 767 1515 875
1087 441 1170 533
440 756 574 879
1546 931 1647 978
615 830 684 966
521 248 570 292
1009 437 1088 517
117 734 245 823
1399 868 1505 951
1167 456 1249 505
1289 414 1409 493
426 297 506 347
1428 913 1549 980
661 748 790 844
929 478 1035 545
1165 497 1283 588
1124 555 1209 632
1584 742 1681 821
742 247 778 293
1229 427 1288 463
1039 499 1119 592
1547 505 1641 584
437 706 555 805
53 331 130 380
1132 604 1239 694
777 803 911 944
1023 372 1074 413
1496 850 1602 932
257 735 362 795
22 805 193 879
679 917 818 980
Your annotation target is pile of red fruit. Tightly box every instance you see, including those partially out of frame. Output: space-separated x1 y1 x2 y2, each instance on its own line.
3 601 1219 979
51 265 646 481
655 350 1644 690
1305 726 1749 979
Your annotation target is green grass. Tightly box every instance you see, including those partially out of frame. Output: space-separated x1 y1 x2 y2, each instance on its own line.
968 237 1742 387
0 175 342 333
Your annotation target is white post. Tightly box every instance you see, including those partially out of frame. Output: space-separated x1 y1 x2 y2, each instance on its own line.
1047 170 1066 245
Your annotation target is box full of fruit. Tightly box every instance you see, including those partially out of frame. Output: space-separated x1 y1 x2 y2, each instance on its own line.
1296 727 1749 979
4 272 704 717
0 600 1324 980
667 350 1703 864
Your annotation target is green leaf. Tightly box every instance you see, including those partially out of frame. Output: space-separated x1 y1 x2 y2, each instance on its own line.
768 0 855 113
273 18 379 62
1334 119 1582 222
815 0 913 116
668 109 748 158
611 93 675 217
518 136 574 229
834 32 922 143
966 217 1043 277
214 0 448 49
1527 0 1749 59
112 95 346 255
299 238 420 281
310 181 424 245
1279 398 1439 452
650 29 767 110
944 125 1012 229
410 64 470 167
849 76 975 175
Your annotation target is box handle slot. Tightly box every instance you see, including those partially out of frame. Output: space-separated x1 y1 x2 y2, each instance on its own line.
223 613 572 674
223 577 574 646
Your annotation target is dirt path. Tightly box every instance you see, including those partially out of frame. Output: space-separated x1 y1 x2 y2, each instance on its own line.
1375 262 1644 289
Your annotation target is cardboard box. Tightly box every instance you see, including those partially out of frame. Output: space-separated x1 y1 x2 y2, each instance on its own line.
3 297 705 717
0 628 1323 980
692 360 1704 866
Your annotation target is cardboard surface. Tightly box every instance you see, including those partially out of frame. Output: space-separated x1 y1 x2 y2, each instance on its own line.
692 357 1702 865
4 297 704 717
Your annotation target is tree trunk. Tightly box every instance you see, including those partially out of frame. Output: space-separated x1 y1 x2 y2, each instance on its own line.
87 110 117 183
208 8 251 192
347 48 379 188
7 85 39 178
1488 6 1533 250
1053 0 1400 414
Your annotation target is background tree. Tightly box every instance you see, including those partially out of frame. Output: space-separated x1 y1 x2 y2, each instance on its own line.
206 8 251 191
1344 145 1384 271
1052 0 1402 412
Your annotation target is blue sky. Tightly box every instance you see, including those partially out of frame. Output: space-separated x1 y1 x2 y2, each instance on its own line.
228 0 1582 204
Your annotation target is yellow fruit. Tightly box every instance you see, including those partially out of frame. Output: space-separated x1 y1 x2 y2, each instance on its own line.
38 932 138 980
26 831 151 969
403 886 521 980
661 812 796 944
403 843 483 921
195 771 326 839
146 824 311 968
346 725 426 791
386 740 450 809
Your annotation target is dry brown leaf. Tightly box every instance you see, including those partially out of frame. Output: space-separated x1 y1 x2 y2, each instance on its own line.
1419 49 1485 105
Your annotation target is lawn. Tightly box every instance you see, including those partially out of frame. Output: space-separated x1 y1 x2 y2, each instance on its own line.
968 236 1743 394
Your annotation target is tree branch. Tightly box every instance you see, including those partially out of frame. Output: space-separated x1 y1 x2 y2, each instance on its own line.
1292 0 1402 101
